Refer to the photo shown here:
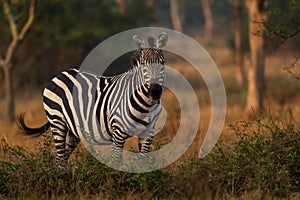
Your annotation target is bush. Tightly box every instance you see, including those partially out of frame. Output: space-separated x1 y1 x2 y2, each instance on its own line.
0 134 171 199
203 115 300 197
1 114 300 199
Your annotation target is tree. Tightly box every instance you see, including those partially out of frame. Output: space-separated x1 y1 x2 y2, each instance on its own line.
264 0 300 79
245 0 266 115
116 0 126 14
200 0 213 40
232 0 246 86
147 0 154 8
0 0 35 121
170 0 182 32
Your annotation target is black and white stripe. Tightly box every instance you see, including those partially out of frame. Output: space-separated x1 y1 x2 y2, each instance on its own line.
18 33 168 165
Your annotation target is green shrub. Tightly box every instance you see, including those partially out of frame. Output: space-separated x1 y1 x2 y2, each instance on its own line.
1 114 300 199
204 115 300 197
0 134 171 199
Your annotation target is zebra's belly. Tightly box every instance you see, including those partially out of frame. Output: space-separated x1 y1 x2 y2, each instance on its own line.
59 99 113 145
72 117 112 145
112 103 162 138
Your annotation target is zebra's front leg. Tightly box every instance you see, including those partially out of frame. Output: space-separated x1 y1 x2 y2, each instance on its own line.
111 133 125 164
138 134 154 157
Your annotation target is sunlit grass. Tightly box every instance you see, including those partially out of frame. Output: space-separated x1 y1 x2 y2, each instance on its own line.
0 47 300 199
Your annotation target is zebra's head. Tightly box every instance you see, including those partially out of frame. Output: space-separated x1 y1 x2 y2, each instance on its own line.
132 32 168 101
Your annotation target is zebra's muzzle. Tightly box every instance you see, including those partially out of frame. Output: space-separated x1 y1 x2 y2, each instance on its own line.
149 83 162 100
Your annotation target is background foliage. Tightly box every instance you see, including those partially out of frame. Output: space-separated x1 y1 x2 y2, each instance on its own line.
0 0 299 90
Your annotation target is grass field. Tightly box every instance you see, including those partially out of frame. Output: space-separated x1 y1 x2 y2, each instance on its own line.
0 44 300 199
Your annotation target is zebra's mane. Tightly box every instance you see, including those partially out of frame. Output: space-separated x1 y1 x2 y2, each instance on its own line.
130 37 165 68
130 50 142 68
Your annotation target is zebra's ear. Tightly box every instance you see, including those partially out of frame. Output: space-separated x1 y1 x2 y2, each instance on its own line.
157 32 168 49
132 35 146 49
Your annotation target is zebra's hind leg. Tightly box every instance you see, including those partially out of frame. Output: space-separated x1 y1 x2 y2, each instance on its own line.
65 131 80 163
51 127 69 166
138 136 153 156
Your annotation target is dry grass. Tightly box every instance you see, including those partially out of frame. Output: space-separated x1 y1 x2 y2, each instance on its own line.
0 89 46 150
0 46 300 199
1 46 300 154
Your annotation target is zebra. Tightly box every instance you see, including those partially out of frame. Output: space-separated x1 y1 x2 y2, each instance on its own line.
18 32 168 166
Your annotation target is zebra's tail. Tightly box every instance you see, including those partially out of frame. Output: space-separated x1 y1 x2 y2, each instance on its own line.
18 113 50 137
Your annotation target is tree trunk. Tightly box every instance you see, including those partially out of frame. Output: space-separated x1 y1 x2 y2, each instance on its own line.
233 0 246 86
201 0 213 40
147 0 154 8
3 64 14 121
179 0 185 28
170 0 182 32
116 0 126 14
245 0 266 115
147 0 158 26
3 36 17 122
1 0 35 121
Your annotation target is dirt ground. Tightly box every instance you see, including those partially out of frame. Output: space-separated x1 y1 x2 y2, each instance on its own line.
0 45 299 163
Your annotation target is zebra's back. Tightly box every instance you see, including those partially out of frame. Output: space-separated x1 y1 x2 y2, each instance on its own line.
43 68 113 145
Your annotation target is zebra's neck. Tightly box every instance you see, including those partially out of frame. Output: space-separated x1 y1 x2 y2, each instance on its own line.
126 66 157 107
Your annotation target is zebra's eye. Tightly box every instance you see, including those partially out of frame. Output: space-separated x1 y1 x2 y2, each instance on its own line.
145 74 150 80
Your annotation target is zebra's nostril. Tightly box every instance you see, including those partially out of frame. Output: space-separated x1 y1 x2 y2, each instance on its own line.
149 83 162 100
